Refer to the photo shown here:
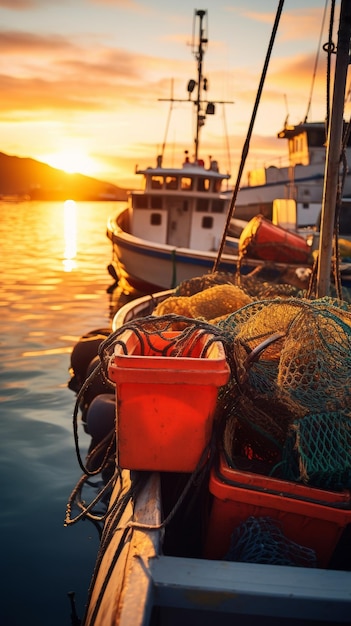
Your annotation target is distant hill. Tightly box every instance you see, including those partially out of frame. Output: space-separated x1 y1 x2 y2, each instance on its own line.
0 152 128 201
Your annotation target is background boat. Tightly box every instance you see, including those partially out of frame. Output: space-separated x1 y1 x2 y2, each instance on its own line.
233 121 351 221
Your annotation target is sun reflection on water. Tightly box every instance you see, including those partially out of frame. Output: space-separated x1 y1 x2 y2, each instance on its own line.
63 199 77 271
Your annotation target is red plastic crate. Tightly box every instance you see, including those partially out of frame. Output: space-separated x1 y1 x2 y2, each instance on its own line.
108 330 230 472
204 454 351 568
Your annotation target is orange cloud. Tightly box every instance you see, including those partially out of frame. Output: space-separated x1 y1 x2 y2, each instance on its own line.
0 0 38 8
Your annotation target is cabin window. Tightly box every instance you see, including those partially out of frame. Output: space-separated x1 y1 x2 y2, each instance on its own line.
134 195 148 209
150 213 162 226
151 176 163 189
213 179 222 192
151 196 162 209
202 216 213 229
211 199 225 213
166 176 178 189
197 177 210 191
181 177 193 190
196 198 209 212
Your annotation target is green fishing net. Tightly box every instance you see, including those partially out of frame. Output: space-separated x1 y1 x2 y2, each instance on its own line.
215 296 351 488
282 411 351 489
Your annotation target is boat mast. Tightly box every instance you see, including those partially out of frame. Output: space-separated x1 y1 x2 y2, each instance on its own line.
316 0 351 297
159 9 233 164
193 9 207 162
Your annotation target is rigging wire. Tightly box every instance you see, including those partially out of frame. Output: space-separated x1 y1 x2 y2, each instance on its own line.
212 0 285 272
304 0 329 123
324 0 336 136
222 103 232 180
160 79 174 161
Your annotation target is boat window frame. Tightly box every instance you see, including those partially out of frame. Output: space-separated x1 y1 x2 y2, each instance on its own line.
211 199 226 213
150 212 162 226
196 198 210 212
150 195 163 209
165 176 178 190
150 176 163 190
196 177 210 192
133 194 148 209
181 177 193 191
213 179 222 192
201 215 214 229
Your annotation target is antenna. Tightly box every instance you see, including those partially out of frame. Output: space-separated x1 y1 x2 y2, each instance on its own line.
283 93 289 126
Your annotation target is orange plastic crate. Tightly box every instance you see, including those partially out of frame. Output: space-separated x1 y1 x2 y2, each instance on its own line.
204 454 351 568
108 330 230 472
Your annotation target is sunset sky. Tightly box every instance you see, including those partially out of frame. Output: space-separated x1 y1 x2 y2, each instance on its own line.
0 0 347 188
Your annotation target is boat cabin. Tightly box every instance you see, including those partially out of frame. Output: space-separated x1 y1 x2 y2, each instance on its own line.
128 157 231 251
246 122 329 189
277 122 328 167
235 121 351 221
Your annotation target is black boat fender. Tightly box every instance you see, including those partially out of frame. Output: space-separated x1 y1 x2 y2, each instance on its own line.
85 393 116 443
68 328 110 393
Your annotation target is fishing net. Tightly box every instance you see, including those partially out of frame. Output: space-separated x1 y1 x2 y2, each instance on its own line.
220 397 287 472
174 269 351 302
174 269 306 299
282 411 351 489
149 272 351 488
156 268 308 324
98 313 231 381
154 283 253 323
215 296 351 487
174 271 239 296
224 516 317 567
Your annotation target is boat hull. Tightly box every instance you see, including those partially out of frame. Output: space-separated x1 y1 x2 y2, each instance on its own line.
107 207 313 293
108 231 240 292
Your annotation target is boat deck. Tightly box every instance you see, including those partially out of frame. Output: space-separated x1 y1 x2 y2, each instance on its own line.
83 472 351 626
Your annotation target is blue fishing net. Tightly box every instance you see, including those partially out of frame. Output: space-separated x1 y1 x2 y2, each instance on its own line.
224 516 317 567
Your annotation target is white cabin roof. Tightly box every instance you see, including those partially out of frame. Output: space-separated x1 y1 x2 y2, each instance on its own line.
138 166 230 179
136 160 230 180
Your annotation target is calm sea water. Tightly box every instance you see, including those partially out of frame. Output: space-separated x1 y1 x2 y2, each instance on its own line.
0 200 128 626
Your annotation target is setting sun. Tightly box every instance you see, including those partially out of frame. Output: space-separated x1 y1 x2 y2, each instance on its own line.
41 150 100 176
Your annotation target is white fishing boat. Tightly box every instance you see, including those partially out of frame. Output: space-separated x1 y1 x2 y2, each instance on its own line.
234 121 351 221
67 3 351 625
106 9 331 294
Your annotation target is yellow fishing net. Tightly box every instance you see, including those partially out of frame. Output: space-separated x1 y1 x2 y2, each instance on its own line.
154 283 253 323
